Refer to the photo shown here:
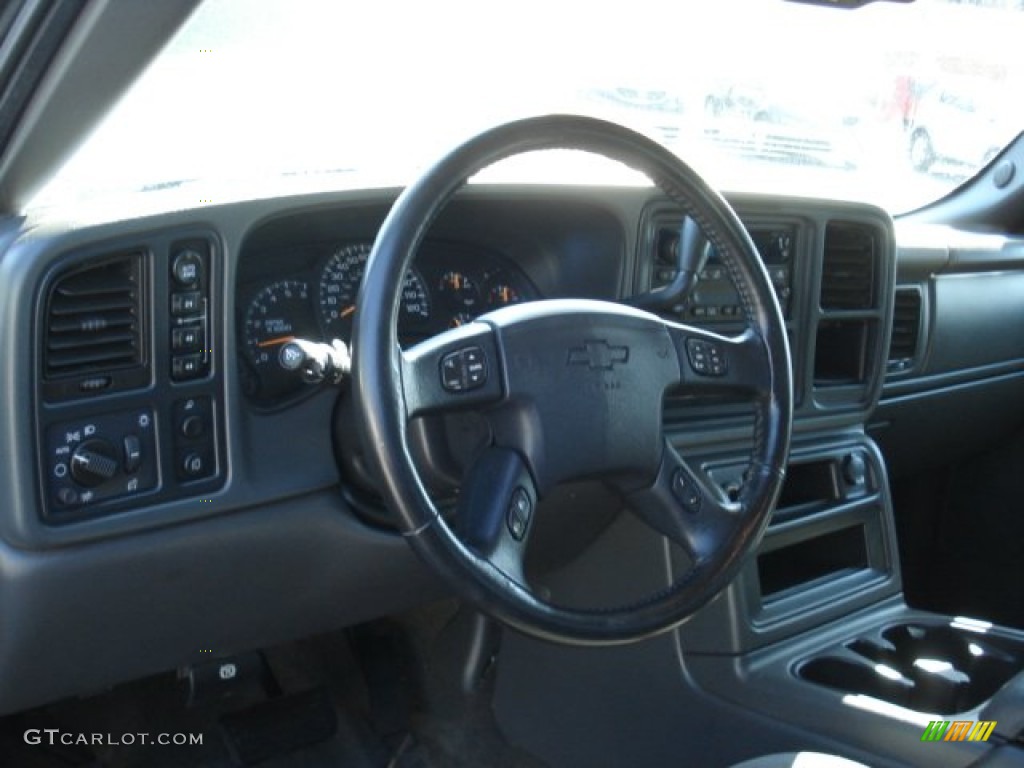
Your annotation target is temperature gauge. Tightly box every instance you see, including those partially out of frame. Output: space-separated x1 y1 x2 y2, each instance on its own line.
486 282 521 309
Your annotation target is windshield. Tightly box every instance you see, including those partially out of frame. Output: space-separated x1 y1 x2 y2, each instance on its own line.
32 0 1024 214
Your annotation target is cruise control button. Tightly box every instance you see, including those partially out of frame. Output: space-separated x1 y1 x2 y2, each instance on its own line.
464 347 486 387
439 346 487 393
506 487 532 541
686 338 728 377
671 470 701 514
441 353 464 392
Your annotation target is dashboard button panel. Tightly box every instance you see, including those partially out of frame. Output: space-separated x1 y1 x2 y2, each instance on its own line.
686 338 728 377
37 233 226 526
440 346 488 392
169 242 211 381
653 225 795 323
671 469 702 514
506 486 532 541
173 396 217 482
46 409 158 514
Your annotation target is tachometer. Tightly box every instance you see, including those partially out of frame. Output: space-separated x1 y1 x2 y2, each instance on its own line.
241 280 319 402
244 280 317 368
319 243 430 338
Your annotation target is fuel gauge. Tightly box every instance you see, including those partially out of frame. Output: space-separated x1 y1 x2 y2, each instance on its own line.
437 271 480 313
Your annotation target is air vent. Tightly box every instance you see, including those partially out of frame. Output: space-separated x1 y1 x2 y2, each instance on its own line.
888 288 922 373
43 253 148 400
821 222 877 310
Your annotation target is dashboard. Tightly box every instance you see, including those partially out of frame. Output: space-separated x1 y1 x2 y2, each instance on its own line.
6 175 1024 735
19 189 898 532
0 181 947 720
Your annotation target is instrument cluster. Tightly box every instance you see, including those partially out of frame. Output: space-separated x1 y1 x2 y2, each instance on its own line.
238 240 538 405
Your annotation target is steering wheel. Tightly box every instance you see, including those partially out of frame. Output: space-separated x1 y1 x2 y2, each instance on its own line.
352 115 792 645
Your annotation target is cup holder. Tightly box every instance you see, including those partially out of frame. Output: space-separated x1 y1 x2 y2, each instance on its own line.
798 621 1024 714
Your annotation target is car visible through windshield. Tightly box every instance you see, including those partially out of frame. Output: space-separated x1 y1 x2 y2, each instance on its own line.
33 0 1024 217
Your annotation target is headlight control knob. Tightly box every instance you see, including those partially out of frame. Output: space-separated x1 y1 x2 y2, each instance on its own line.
70 439 120 487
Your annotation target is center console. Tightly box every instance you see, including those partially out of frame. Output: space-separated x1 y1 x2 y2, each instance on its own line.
799 619 1024 716
650 197 1024 765
678 432 1024 761
691 439 897 643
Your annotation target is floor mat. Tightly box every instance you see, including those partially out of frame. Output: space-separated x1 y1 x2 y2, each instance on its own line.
1 639 389 767
374 603 547 768
0 604 546 768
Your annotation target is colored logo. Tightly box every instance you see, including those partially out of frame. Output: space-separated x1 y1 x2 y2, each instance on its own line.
921 720 997 742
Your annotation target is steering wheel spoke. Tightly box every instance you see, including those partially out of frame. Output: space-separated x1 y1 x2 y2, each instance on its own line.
667 323 772 399
400 322 504 418
457 447 538 586
625 440 739 564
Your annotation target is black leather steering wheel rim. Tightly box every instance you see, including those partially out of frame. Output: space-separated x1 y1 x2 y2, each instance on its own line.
352 115 793 645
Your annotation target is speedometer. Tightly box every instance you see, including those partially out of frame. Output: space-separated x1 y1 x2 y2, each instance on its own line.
319 243 430 338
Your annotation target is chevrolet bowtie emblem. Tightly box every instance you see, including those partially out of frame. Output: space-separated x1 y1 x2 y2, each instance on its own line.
567 340 629 370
